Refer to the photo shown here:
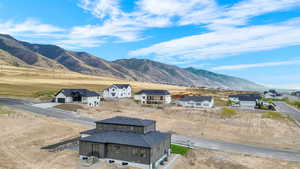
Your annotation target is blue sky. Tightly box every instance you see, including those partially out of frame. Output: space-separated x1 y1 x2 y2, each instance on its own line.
0 0 300 89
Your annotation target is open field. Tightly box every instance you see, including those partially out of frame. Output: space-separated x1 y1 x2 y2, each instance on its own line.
175 148 300 169
75 99 300 151
0 65 249 101
1 106 300 169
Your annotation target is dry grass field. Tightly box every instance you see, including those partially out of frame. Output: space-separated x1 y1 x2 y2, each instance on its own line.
0 65 188 98
76 99 300 151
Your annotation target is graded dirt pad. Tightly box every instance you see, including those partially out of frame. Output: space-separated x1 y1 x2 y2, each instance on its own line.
174 149 300 169
78 99 300 151
0 110 87 169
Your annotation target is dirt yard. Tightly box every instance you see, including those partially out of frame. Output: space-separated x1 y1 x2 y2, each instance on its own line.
175 149 300 169
76 99 300 151
1 106 300 169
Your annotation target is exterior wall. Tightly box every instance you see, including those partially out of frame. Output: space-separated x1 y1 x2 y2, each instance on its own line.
79 141 106 158
103 86 132 99
106 144 151 165
135 94 171 105
144 123 156 134
83 96 100 107
178 99 214 108
240 101 256 107
150 135 171 166
96 123 145 134
55 92 73 103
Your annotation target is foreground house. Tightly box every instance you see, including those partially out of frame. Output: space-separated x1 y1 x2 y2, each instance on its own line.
55 89 100 107
134 90 171 104
79 116 171 169
177 96 214 108
229 94 261 108
103 84 132 99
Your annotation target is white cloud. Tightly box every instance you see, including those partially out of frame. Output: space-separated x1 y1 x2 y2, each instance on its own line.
0 19 64 35
212 60 300 70
129 18 300 61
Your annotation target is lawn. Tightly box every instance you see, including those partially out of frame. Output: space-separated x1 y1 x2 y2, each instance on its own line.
171 144 191 155
220 107 237 118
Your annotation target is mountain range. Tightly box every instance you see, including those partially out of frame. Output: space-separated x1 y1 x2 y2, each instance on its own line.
0 34 265 91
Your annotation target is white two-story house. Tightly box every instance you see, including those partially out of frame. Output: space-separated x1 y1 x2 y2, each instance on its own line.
54 89 101 107
103 84 132 99
134 90 171 104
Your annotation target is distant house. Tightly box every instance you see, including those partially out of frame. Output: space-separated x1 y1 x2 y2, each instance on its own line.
55 89 100 107
134 90 171 104
79 116 171 169
292 91 300 97
103 84 132 99
264 89 283 99
177 96 214 108
229 94 261 108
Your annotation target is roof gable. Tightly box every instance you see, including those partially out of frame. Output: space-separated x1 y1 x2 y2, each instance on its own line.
56 89 99 97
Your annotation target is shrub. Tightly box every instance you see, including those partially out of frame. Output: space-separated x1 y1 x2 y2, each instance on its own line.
220 108 237 118
171 144 191 155
262 111 295 122
0 105 16 115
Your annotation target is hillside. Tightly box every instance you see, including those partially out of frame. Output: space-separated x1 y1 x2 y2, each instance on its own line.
0 34 265 91
185 67 266 91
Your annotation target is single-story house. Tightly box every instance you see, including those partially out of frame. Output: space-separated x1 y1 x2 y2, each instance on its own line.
134 90 171 104
54 89 100 107
229 94 261 108
79 116 171 169
103 84 132 99
177 96 214 108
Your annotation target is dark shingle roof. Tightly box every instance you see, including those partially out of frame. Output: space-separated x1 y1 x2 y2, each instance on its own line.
80 128 98 135
113 84 131 89
80 131 170 148
135 90 170 95
229 94 260 101
95 116 155 127
179 96 212 102
56 89 100 97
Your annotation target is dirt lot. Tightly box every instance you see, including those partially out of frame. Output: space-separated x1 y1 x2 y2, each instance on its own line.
175 149 300 169
1 106 300 169
77 99 300 151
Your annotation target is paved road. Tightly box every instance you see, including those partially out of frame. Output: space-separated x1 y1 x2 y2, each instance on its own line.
274 101 300 123
0 98 95 126
1 98 300 162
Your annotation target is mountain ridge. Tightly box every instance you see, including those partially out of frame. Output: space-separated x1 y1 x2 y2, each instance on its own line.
0 34 265 91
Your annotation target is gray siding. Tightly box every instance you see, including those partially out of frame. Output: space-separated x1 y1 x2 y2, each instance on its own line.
150 135 171 163
106 144 151 164
96 123 155 134
79 141 105 158
96 123 144 133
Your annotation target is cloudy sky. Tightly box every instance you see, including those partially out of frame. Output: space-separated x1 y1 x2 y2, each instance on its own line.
1 0 300 89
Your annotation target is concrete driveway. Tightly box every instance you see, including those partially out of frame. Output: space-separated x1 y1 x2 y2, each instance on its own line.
2 98 300 162
32 102 61 108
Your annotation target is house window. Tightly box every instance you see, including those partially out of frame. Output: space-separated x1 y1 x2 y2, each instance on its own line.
142 96 146 99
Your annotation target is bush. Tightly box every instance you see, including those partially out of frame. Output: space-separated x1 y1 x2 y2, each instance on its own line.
220 108 237 118
0 105 16 115
171 144 191 155
32 90 57 101
262 111 295 122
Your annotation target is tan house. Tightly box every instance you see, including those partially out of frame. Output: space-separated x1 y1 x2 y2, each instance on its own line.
134 90 171 104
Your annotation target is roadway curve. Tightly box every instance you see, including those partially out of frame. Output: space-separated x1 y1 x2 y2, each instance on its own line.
1 98 300 162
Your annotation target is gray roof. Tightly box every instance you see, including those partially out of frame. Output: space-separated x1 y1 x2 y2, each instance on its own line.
80 131 170 148
135 90 170 95
179 96 212 102
113 84 131 89
95 116 155 127
80 128 98 135
229 94 260 101
56 89 100 97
